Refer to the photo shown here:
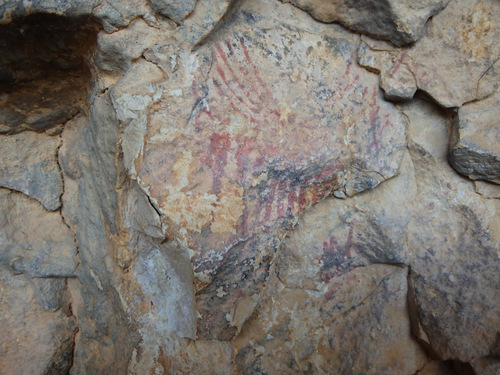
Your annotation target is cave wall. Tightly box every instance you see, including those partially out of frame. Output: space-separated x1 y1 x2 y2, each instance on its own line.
0 0 499 374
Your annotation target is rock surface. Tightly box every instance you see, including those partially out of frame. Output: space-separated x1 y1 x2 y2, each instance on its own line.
0 188 77 374
283 0 450 46
403 98 500 362
0 0 499 374
131 0 406 340
357 0 500 108
0 188 77 277
449 88 500 184
0 131 63 211
0 268 76 375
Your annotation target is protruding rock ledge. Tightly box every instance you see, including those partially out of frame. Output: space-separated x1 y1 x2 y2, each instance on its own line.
449 90 500 184
282 0 450 46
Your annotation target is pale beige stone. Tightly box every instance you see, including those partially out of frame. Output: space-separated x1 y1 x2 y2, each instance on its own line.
0 131 62 211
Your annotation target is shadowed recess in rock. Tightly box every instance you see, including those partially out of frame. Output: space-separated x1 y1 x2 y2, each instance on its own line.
0 13 99 134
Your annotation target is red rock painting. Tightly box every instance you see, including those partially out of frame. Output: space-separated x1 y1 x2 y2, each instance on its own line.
135 21 406 338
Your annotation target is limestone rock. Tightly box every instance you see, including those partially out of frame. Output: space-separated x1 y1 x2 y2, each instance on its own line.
1 0 500 372
283 0 450 46
95 18 174 73
471 357 500 375
174 0 235 45
93 0 157 33
0 188 77 277
59 115 90 228
449 89 500 184
66 92 139 373
380 61 417 101
234 264 427 374
403 98 500 362
477 58 500 100
147 0 197 24
0 0 98 24
132 0 406 339
358 0 500 108
0 131 62 211
474 181 500 199
235 96 500 371
0 268 76 375
230 147 423 374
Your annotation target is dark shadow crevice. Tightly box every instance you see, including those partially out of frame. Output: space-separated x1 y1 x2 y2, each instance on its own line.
0 13 100 134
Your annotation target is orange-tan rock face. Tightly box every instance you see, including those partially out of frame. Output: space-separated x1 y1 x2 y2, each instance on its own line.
0 0 499 374
131 0 406 339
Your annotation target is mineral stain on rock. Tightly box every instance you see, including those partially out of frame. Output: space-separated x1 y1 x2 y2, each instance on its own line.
0 0 499 373
134 0 406 339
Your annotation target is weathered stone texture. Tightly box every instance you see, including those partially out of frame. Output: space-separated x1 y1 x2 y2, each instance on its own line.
0 0 499 373
449 88 500 184
283 0 450 46
0 189 77 277
0 132 62 211
358 0 500 108
403 98 500 362
132 0 406 340
0 268 76 375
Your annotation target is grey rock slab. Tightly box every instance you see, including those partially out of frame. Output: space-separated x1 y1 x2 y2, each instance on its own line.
93 0 158 33
31 277 66 312
283 0 450 46
94 18 175 73
173 0 234 46
449 90 500 184
402 98 500 362
133 0 406 340
357 0 500 108
92 1 129 32
123 182 165 240
59 115 90 228
0 131 62 211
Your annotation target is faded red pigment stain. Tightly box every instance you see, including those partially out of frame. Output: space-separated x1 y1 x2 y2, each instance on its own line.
141 33 400 248
135 30 405 339
186 37 353 240
320 222 358 283
320 222 368 301
209 132 231 194
207 39 281 126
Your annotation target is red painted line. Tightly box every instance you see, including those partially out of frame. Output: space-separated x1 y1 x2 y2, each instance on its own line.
219 41 260 107
210 132 231 194
212 48 260 115
239 37 277 103
391 61 402 75
212 77 249 121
